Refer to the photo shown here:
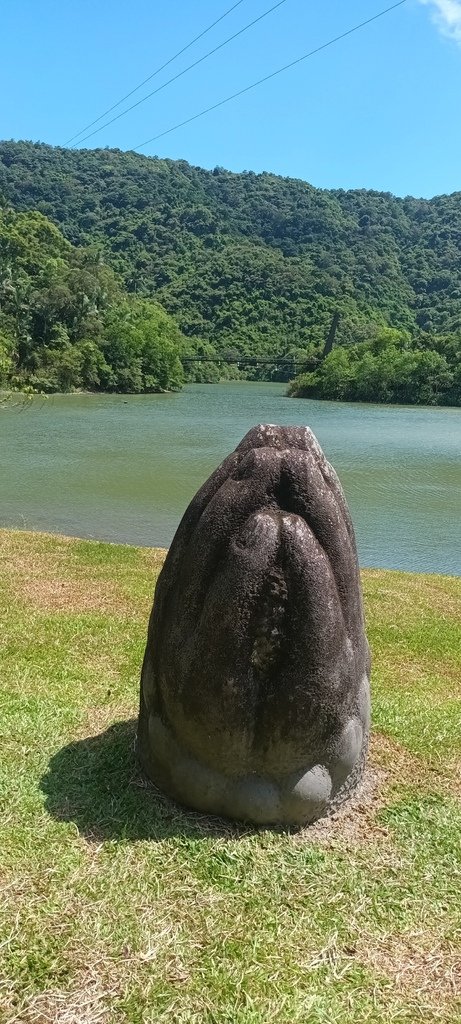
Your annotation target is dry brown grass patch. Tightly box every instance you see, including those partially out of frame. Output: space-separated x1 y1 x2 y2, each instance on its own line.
4 971 118 1024
16 575 131 615
0 540 130 614
372 731 461 801
296 731 460 849
374 654 461 700
295 759 389 848
79 707 136 740
0 530 75 570
0 529 157 615
357 931 461 1015
362 568 461 622
140 547 167 571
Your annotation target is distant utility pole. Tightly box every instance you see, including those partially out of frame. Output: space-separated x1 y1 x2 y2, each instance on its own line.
322 311 340 359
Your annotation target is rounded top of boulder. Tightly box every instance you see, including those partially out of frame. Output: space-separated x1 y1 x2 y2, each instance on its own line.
237 423 323 451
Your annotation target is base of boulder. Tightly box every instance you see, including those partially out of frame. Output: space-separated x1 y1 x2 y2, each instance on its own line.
136 703 369 828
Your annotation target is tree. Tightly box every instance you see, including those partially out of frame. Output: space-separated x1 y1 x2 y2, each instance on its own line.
0 207 185 393
288 329 459 407
2 141 461 404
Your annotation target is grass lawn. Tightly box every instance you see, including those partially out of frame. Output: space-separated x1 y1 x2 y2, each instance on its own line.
0 528 460 1023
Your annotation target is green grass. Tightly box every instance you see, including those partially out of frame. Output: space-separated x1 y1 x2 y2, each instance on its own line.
0 529 460 1023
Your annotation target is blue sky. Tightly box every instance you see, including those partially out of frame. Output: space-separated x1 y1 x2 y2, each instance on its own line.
2 0 461 197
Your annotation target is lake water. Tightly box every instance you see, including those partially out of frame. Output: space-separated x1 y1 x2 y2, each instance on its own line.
1 383 460 574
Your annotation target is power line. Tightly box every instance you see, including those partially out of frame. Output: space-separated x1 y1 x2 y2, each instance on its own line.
65 0 248 145
134 0 408 151
68 0 289 148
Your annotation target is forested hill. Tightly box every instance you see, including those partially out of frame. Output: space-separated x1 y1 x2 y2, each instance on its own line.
1 140 460 401
0 206 184 393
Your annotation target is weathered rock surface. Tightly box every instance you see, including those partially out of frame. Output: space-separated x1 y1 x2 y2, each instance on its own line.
137 424 371 827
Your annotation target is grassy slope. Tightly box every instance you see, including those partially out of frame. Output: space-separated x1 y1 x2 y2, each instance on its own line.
0 529 460 1024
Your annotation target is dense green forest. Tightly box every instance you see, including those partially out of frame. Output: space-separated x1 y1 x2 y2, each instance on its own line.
287 326 461 406
0 140 460 402
0 208 184 392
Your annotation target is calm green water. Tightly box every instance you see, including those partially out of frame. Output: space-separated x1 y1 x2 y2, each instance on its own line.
1 384 460 574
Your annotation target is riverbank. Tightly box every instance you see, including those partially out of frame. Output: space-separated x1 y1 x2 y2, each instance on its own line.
1 529 460 1022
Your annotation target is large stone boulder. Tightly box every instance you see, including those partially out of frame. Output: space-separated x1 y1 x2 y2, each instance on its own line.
137 424 371 827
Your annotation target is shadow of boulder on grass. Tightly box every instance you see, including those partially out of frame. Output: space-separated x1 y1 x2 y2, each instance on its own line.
40 719 252 843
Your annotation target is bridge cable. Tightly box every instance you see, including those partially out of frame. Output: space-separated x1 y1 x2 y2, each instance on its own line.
134 0 407 150
67 0 290 147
